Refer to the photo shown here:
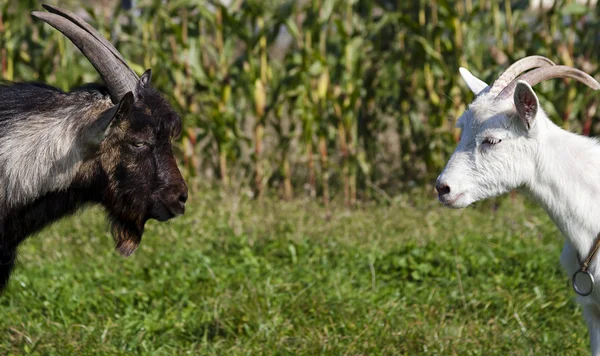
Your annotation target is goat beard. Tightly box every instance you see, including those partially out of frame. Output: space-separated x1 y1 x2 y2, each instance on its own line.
110 215 146 257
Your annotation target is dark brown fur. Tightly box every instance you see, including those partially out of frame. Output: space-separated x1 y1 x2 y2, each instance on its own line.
0 78 187 293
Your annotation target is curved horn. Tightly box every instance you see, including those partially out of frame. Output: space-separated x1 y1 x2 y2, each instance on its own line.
497 65 600 99
489 56 556 96
32 5 139 103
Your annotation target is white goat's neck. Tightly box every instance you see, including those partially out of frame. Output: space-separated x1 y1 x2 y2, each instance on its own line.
526 116 600 256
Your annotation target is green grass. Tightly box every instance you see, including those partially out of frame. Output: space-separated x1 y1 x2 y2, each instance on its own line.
0 188 589 355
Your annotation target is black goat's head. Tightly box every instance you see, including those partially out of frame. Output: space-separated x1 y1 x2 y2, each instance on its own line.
33 5 187 256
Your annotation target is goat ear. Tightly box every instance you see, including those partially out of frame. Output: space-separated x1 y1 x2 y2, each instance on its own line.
105 91 134 134
134 70 152 99
138 69 152 88
459 67 489 95
513 80 539 130
85 92 134 147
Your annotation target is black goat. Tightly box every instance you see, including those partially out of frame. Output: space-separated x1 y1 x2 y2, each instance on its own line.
0 5 188 293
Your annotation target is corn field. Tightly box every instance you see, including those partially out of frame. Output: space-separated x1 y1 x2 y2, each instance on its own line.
1 0 600 204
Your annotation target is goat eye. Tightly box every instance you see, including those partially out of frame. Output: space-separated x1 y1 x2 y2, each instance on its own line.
482 137 501 146
130 142 147 149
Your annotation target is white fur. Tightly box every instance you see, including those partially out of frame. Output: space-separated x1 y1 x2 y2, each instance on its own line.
0 110 80 207
438 68 600 355
0 98 112 212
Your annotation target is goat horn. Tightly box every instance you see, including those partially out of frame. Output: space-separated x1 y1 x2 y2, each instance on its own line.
496 65 600 99
32 5 139 104
489 56 556 96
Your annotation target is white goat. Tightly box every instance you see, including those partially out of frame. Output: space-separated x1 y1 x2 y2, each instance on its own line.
436 56 600 354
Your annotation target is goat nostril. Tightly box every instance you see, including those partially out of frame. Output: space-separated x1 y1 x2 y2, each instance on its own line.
436 184 450 196
179 192 188 204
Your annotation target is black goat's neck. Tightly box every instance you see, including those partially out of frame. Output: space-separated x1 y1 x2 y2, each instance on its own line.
0 161 107 251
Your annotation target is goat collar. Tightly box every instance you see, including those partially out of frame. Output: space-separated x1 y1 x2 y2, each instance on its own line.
573 233 600 296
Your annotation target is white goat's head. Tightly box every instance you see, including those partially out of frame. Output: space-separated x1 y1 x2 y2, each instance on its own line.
436 56 600 208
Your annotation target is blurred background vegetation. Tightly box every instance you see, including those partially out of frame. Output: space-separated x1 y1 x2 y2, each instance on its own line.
1 2 599 352
1 0 600 206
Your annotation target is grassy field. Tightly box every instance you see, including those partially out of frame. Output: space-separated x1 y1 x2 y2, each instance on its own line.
0 187 589 355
